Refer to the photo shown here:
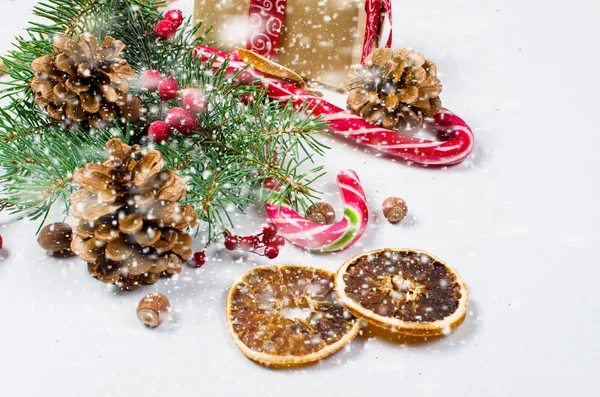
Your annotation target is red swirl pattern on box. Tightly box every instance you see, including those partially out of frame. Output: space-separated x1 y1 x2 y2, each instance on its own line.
246 0 392 65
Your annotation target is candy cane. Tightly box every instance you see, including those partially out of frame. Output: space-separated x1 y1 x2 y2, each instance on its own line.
194 46 474 166
264 170 369 253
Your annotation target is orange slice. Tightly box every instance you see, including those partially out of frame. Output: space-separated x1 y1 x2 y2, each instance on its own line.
334 248 468 336
226 265 361 366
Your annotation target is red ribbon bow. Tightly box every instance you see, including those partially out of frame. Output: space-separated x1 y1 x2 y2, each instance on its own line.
246 0 392 65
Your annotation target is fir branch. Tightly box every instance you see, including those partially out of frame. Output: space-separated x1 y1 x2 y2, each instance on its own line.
0 0 329 243
0 116 126 220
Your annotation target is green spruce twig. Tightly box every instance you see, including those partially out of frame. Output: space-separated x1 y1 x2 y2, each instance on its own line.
0 0 328 243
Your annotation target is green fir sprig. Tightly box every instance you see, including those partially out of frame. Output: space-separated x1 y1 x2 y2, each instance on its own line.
0 0 328 241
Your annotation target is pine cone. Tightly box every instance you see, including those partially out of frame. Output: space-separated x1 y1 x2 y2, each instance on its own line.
69 139 198 290
347 48 442 130
30 33 141 128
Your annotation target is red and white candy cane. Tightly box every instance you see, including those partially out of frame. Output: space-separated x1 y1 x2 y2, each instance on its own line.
194 46 474 166
264 170 369 253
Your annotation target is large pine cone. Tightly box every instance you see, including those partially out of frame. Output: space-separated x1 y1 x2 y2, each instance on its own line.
347 48 442 130
69 139 198 290
30 33 141 128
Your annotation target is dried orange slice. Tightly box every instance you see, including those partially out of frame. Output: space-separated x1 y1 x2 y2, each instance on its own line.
334 249 468 336
226 265 361 366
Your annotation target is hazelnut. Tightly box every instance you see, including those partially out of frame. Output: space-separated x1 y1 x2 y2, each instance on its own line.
305 202 335 225
37 222 73 253
382 197 408 224
137 293 171 328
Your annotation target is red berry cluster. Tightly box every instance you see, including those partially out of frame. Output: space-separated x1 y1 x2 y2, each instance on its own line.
224 224 285 259
154 9 183 40
0 234 3 250
147 10 209 143
142 74 207 142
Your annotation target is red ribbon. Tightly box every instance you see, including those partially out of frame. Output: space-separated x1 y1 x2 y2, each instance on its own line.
246 0 392 65
246 0 287 60
362 0 393 63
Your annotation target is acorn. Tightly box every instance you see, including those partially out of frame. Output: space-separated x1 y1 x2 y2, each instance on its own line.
137 293 171 328
37 222 73 254
305 202 335 225
382 197 408 224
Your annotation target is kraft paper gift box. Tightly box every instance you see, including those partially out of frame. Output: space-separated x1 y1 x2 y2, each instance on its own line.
193 0 383 89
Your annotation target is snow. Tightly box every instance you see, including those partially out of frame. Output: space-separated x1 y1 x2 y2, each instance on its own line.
0 0 599 396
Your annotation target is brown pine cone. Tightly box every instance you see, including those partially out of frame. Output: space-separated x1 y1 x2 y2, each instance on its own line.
69 138 198 290
30 33 141 128
347 48 442 131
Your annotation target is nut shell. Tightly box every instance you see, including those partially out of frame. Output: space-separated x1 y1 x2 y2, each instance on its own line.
382 197 408 224
37 222 73 253
137 293 170 328
305 202 335 225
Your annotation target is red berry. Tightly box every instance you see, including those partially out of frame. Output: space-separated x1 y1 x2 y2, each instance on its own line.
224 235 239 250
261 233 272 244
158 77 179 101
148 120 171 142
155 19 177 40
193 251 206 267
165 107 198 135
180 114 198 135
164 9 184 28
241 94 254 105
262 224 277 239
252 235 262 248
0 234 3 249
141 69 163 91
264 244 279 259
165 107 187 127
270 235 285 247
180 88 207 115
239 236 256 251
238 71 253 85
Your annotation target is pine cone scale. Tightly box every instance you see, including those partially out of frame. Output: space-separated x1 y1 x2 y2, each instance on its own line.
105 236 134 262
71 190 123 220
88 259 121 284
79 34 97 58
155 230 178 254
383 94 400 111
95 223 120 242
126 254 154 276
119 213 143 234
73 164 115 192
80 92 100 113
55 53 76 76
133 227 162 247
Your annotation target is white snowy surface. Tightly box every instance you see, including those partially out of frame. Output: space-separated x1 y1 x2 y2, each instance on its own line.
0 0 598 396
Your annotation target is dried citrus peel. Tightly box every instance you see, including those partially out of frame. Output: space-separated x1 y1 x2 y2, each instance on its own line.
237 48 308 90
227 265 361 366
334 248 468 336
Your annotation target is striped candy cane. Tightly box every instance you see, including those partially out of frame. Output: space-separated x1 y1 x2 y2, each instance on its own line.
264 170 369 253
194 46 474 166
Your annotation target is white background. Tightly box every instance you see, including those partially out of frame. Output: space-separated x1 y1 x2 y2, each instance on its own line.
0 0 598 396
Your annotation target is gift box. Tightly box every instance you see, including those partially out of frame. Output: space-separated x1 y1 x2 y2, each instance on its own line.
193 0 392 89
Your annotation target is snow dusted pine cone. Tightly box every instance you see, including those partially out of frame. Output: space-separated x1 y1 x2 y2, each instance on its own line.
30 33 141 128
347 48 442 130
69 138 198 290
